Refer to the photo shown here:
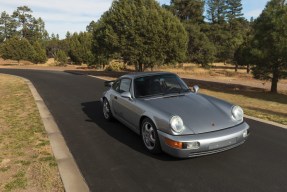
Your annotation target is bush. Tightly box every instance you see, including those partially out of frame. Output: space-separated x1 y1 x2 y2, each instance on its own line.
105 60 126 72
54 50 67 66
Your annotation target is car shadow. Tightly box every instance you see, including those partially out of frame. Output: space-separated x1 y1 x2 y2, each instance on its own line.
81 100 180 161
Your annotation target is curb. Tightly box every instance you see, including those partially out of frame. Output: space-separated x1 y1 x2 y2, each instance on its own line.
245 115 287 130
21 76 89 192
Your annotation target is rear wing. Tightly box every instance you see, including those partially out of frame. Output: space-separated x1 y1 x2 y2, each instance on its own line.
104 81 115 87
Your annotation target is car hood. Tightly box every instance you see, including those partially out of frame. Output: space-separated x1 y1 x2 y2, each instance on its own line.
142 93 239 134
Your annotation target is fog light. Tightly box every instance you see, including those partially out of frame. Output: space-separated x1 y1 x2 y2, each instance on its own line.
165 138 183 149
184 141 200 150
243 130 249 138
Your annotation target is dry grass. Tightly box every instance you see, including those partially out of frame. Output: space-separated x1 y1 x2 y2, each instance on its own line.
0 58 57 67
200 89 287 125
0 74 64 192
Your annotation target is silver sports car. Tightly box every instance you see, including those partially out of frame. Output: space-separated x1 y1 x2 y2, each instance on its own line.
101 72 250 158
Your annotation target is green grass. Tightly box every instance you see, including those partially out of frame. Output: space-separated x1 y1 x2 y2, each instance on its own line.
0 74 64 192
4 171 27 191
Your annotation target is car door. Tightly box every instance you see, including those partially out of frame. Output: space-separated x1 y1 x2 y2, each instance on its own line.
116 78 140 128
110 79 121 117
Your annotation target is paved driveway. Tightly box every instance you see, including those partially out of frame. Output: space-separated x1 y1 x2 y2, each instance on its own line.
1 69 287 192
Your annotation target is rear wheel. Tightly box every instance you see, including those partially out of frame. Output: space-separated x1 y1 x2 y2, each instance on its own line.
141 118 161 154
103 99 113 121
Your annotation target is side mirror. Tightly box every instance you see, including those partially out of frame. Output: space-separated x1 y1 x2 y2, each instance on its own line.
121 92 132 100
192 85 199 93
104 81 114 87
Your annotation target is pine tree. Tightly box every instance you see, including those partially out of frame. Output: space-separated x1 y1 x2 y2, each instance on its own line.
251 0 287 93
55 50 67 66
32 41 47 63
185 24 216 67
12 6 34 39
226 0 244 21
0 36 35 63
12 6 48 42
170 0 205 23
0 11 18 42
207 0 228 24
93 0 188 71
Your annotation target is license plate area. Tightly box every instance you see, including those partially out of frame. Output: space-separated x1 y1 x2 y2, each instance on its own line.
209 137 237 150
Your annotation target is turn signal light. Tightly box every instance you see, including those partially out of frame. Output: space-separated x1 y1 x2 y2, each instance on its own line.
165 138 183 149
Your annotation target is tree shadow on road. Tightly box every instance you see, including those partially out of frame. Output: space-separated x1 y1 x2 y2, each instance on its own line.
81 100 180 161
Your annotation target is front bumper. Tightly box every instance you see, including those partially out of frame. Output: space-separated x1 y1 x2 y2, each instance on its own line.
158 122 250 158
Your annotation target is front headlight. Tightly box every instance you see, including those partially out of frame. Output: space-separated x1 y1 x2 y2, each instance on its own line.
170 116 185 134
232 106 244 121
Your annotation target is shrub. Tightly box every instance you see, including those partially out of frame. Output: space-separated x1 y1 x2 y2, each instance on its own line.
105 60 126 72
54 50 67 66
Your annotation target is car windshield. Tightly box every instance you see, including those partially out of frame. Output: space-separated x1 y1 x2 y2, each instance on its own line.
134 74 190 98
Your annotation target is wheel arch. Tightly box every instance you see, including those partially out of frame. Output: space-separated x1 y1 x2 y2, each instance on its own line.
139 115 158 134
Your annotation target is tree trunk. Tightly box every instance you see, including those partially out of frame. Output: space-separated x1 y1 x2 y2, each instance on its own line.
235 63 238 72
271 67 279 93
247 64 250 74
138 63 143 72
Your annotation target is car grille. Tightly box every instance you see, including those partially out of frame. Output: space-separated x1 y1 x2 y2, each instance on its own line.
188 140 244 157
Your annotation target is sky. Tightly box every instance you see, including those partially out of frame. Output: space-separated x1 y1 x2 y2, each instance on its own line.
0 0 269 39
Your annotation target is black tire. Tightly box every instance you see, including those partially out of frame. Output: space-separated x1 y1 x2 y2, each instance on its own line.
103 98 113 121
141 118 162 154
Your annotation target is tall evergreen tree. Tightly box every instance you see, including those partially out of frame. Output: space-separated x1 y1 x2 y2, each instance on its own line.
86 21 97 33
32 41 47 63
0 36 35 63
170 0 205 23
12 6 34 39
226 0 244 21
207 0 227 24
185 24 216 67
251 0 287 93
0 11 18 42
66 32 94 65
31 18 49 41
93 0 188 71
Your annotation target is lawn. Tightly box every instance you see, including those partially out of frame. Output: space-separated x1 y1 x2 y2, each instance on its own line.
0 74 63 191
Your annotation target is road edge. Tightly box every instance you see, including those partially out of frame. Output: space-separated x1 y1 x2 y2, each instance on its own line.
244 115 287 129
13 75 89 192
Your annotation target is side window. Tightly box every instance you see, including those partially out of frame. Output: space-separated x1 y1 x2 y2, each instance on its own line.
112 80 120 92
119 79 131 93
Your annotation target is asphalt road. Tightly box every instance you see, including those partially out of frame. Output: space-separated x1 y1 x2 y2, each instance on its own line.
1 69 287 192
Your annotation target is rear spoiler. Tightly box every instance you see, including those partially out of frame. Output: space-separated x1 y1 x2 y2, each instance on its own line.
104 81 115 87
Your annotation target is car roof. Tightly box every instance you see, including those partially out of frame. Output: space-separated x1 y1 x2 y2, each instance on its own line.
120 71 176 79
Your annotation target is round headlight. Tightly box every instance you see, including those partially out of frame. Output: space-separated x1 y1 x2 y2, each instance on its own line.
232 106 244 121
170 116 185 134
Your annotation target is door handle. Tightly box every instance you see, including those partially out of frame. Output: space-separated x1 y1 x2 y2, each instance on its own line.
114 96 118 100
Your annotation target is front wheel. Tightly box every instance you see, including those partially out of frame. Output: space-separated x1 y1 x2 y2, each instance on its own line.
141 118 161 154
103 99 113 121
